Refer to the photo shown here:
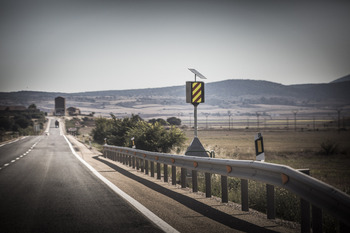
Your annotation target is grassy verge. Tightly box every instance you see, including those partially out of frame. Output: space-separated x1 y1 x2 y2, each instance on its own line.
181 129 350 232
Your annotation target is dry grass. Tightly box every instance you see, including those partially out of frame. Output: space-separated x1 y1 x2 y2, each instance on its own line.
182 129 350 194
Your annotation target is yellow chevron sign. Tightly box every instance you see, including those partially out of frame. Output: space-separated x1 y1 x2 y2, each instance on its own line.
192 82 203 103
186 81 205 104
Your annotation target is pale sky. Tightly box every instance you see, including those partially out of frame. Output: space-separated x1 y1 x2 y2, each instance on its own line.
1 0 349 93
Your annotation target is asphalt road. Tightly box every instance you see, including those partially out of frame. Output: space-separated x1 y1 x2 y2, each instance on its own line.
0 119 165 232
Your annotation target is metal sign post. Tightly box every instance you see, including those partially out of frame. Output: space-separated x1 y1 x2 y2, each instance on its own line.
185 68 208 158
186 69 206 138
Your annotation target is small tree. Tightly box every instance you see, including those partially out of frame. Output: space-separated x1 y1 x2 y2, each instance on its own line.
91 117 113 144
167 117 181 126
148 118 167 126
92 114 142 145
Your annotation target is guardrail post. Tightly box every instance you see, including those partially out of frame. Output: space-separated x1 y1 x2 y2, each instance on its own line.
205 173 211 198
181 168 186 188
132 156 135 169
241 179 249 211
164 164 168 182
299 169 311 233
141 159 144 172
172 166 176 185
150 161 154 177
157 163 161 180
136 158 139 170
340 221 350 233
122 154 126 165
266 184 275 219
221 175 228 203
129 155 132 167
192 170 198 192
312 206 322 233
145 159 149 175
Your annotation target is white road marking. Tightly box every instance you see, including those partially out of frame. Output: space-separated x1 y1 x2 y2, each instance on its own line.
0 139 42 171
63 135 179 233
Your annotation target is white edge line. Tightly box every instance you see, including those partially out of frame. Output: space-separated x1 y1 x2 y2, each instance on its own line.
63 135 179 233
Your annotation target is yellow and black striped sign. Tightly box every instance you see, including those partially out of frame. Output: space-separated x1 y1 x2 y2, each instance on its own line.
186 81 204 104
192 82 203 103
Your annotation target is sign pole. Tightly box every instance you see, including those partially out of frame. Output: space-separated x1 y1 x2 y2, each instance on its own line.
193 73 197 137
194 104 198 137
185 68 208 158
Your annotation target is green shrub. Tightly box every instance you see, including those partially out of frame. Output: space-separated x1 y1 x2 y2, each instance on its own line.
92 114 186 153
126 121 186 153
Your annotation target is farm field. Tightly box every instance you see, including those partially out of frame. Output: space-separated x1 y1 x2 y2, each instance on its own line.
69 114 350 194
182 129 350 194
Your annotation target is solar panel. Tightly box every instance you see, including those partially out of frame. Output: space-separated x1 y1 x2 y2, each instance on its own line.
188 68 207 79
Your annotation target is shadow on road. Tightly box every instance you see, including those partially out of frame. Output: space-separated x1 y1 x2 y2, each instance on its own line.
93 156 279 233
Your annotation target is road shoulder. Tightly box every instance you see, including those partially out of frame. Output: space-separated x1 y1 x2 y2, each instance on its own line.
67 135 299 233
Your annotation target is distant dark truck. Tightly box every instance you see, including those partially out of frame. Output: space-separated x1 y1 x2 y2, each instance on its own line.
55 120 59 128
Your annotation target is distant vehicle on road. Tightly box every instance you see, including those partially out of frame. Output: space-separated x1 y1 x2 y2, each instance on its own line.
55 120 59 128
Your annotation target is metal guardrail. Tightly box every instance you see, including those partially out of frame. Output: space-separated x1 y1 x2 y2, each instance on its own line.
103 145 350 228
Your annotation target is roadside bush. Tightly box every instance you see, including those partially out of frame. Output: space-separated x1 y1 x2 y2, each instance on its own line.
92 114 186 153
320 139 338 155
148 118 167 126
167 117 181 126
126 121 186 153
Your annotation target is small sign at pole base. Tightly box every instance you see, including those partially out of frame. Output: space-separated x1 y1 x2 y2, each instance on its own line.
255 132 265 162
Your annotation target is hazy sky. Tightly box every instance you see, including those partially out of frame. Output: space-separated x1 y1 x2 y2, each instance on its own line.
1 0 349 93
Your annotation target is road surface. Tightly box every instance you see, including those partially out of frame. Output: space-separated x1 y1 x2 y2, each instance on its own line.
0 118 166 232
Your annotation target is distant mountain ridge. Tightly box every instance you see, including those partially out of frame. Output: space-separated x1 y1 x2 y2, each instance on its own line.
330 74 350 83
1 79 349 110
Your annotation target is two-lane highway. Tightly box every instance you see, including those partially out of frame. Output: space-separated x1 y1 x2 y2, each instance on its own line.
0 118 167 232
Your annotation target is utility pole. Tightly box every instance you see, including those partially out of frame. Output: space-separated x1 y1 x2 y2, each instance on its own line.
337 108 342 132
256 112 260 131
204 113 210 129
292 110 298 132
228 111 232 130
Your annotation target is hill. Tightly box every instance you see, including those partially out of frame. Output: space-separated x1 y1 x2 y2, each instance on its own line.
1 79 349 116
330 74 350 83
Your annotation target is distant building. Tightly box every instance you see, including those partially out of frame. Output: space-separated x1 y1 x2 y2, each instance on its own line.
55 97 66 116
67 107 81 116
